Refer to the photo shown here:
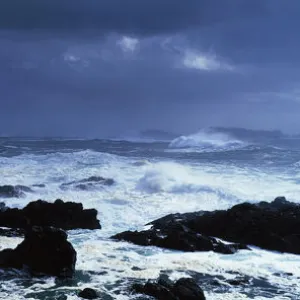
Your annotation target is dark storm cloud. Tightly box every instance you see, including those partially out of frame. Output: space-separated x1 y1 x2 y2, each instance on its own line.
1 0 300 136
0 0 267 35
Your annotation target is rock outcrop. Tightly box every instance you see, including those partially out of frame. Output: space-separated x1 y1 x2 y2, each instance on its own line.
173 196 300 254
0 185 33 198
78 288 99 299
0 199 101 230
60 176 114 191
132 276 206 300
0 226 76 278
112 197 300 255
112 220 248 254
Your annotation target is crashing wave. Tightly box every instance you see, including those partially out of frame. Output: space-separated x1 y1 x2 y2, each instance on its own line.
169 129 245 151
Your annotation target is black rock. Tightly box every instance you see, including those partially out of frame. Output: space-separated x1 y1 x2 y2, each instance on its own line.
61 176 114 191
32 184 46 188
112 222 248 254
0 227 24 237
144 196 300 255
113 197 300 255
78 288 99 299
0 226 76 278
143 281 176 300
0 185 33 198
0 199 101 230
132 276 205 300
174 278 206 300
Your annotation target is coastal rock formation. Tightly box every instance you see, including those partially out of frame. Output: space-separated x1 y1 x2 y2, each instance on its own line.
0 185 33 198
0 227 24 237
112 222 248 254
0 199 101 230
173 196 300 254
60 176 114 191
112 197 300 255
132 276 206 300
0 226 76 277
78 288 99 299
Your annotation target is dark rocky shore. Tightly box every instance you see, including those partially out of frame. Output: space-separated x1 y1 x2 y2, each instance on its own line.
112 196 300 255
0 199 101 279
0 199 101 230
0 196 299 299
132 276 206 300
0 226 76 278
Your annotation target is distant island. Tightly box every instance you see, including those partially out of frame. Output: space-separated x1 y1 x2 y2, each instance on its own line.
210 127 285 140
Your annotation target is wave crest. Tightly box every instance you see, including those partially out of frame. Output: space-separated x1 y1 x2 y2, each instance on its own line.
169 130 246 151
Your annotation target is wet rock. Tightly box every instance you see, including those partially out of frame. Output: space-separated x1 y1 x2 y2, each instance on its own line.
0 226 76 278
174 278 206 300
61 176 114 191
0 199 101 230
32 184 46 188
164 196 300 255
78 288 99 299
115 196 300 255
112 222 248 254
132 276 206 300
0 185 33 198
0 227 24 237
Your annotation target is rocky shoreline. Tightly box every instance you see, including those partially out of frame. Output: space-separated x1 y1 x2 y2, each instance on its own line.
0 196 299 299
0 199 101 230
113 196 300 255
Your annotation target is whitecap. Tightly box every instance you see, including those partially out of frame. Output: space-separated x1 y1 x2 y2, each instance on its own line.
169 129 246 152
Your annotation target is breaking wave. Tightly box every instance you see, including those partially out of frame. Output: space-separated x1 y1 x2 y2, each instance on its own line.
169 130 246 151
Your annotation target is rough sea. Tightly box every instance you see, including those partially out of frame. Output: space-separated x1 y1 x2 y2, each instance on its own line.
1 128 300 299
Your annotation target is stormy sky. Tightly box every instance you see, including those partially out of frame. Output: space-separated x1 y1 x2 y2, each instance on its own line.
1 0 300 137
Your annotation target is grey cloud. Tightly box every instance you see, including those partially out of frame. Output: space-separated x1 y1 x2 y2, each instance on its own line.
1 1 300 136
0 0 268 35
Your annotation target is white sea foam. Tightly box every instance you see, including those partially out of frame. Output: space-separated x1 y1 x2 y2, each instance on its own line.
169 130 246 152
1 149 300 298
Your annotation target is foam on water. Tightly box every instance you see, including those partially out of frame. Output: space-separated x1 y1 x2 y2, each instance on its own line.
1 151 300 229
1 146 300 298
169 130 246 152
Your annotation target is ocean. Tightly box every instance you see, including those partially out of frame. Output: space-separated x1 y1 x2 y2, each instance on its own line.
0 129 300 299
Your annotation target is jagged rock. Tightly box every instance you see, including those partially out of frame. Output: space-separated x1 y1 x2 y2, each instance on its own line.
113 197 300 255
0 226 76 277
132 276 206 300
0 227 24 237
0 185 33 198
112 221 248 254
0 199 101 230
60 176 114 191
173 278 206 300
78 288 99 299
148 197 300 254
166 196 300 254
